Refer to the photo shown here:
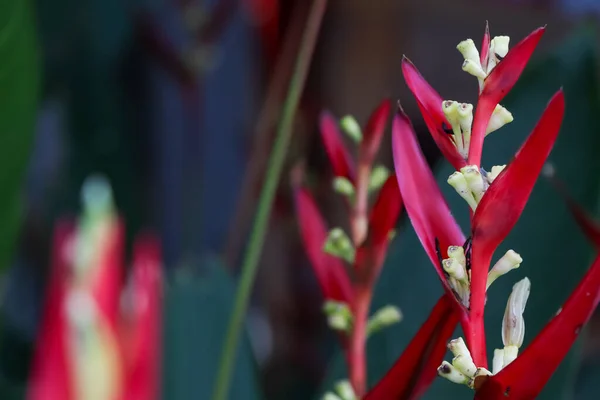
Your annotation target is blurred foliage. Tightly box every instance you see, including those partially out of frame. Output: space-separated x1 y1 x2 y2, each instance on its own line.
0 0 40 271
320 25 600 399
162 259 261 400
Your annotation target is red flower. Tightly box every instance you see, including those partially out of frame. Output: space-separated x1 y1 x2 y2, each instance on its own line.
28 209 163 400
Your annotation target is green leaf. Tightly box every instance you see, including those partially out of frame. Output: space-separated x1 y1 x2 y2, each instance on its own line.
162 259 262 400
0 0 40 271
321 26 600 399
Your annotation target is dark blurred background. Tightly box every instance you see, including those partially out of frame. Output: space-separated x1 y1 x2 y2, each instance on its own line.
2 0 600 399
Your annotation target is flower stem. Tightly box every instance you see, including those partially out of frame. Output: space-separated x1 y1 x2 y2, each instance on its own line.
349 285 371 397
210 2 328 400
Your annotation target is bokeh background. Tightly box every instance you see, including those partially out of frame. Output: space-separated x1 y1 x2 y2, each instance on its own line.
2 0 600 399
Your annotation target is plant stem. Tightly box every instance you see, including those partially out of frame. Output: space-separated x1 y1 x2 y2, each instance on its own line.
349 285 371 397
211 2 328 399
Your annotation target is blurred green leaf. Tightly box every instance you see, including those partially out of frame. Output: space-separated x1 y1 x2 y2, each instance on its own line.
0 0 40 271
321 26 600 399
162 259 262 400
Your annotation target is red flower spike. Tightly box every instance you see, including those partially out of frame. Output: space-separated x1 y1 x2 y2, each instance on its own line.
391 109 466 310
475 253 600 399
401 58 466 170
28 221 75 400
320 111 356 181
468 90 565 364
480 21 491 69
468 27 546 166
293 186 353 303
122 235 163 400
359 99 392 166
365 296 459 400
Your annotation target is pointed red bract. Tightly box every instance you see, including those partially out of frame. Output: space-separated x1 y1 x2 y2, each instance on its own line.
320 111 356 181
467 90 565 365
480 21 491 68
365 296 458 400
401 58 466 170
392 110 466 307
359 99 392 166
293 186 353 303
28 221 75 400
369 175 402 247
476 254 600 399
468 27 546 166
122 235 163 400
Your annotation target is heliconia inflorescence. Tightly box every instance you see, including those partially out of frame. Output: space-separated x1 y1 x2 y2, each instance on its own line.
293 21 600 400
27 176 163 400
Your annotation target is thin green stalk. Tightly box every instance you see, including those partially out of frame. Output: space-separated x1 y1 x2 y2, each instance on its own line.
211 1 328 399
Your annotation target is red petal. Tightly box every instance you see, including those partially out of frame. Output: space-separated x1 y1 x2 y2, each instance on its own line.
468 27 546 166
391 110 466 305
28 221 75 400
369 175 403 247
476 253 600 399
364 296 459 400
401 58 466 170
293 186 353 303
122 234 163 400
468 90 565 364
480 21 491 68
359 99 392 166
320 111 356 181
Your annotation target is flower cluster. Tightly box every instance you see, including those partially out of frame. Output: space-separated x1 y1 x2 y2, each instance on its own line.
293 20 600 400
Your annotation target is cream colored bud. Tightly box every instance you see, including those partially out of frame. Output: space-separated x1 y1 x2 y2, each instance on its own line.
461 165 486 202
453 355 477 378
491 36 510 58
457 39 481 65
448 246 466 267
442 100 460 126
367 305 403 337
457 103 474 133
323 228 355 263
502 277 531 348
487 165 506 184
443 258 467 282
448 172 478 211
448 337 470 359
492 348 505 374
333 177 355 197
487 250 523 288
462 59 487 80
328 313 351 333
340 115 363 143
486 105 514 135
323 393 342 400
438 361 469 385
334 380 357 400
503 345 519 367
369 165 390 192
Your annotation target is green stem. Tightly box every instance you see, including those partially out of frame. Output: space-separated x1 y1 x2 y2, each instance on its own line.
211 2 328 399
